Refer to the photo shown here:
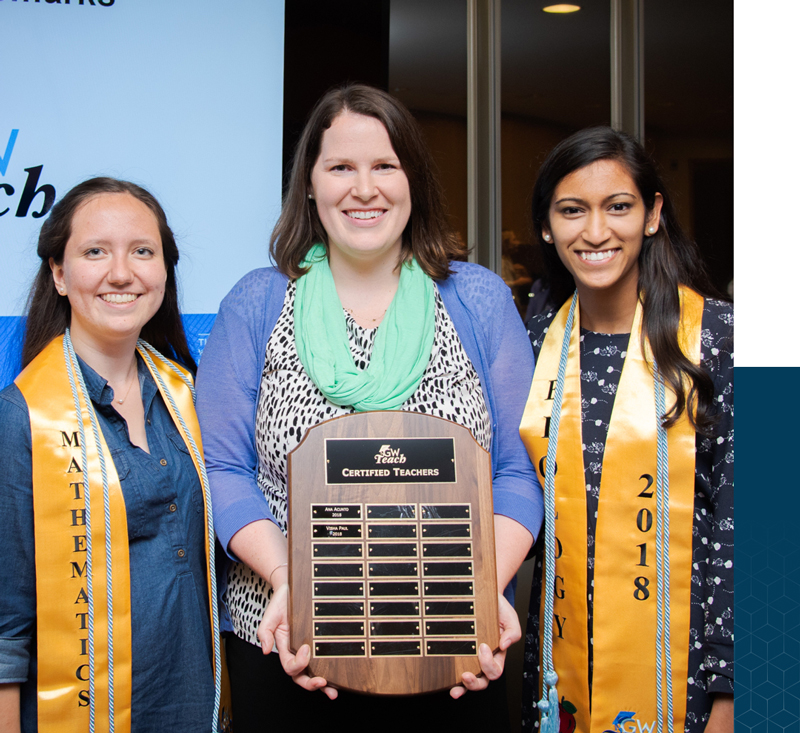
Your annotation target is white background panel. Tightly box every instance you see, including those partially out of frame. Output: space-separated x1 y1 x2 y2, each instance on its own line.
1 0 285 317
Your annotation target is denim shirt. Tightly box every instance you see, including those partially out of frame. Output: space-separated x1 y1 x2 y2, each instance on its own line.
0 355 214 732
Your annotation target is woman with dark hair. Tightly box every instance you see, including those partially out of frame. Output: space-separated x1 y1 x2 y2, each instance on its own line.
0 178 226 732
519 127 733 733
196 83 542 731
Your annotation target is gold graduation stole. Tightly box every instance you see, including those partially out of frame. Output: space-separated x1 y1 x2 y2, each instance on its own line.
16 335 227 732
519 288 704 733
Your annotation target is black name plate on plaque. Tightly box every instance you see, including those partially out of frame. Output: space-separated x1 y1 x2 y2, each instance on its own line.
288 411 498 696
326 438 456 483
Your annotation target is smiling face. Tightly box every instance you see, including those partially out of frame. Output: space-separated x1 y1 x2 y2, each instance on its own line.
544 158 662 302
50 192 167 351
310 111 412 269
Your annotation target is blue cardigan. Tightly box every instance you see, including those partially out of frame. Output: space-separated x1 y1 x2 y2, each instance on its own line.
196 261 543 564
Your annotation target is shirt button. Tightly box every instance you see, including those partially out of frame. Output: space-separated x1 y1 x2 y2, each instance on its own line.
160 459 167 466
177 549 186 558
168 503 177 513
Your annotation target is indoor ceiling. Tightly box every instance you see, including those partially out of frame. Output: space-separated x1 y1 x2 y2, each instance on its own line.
389 0 733 137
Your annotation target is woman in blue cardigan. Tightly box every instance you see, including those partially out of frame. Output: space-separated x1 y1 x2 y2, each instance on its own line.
196 83 542 732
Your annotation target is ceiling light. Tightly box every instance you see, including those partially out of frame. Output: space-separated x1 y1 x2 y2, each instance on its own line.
543 4 581 13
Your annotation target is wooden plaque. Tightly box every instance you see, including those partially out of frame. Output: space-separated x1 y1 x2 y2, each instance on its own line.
288 411 499 696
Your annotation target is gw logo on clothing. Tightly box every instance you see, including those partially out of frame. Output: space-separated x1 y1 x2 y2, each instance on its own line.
604 711 657 733
0 129 56 218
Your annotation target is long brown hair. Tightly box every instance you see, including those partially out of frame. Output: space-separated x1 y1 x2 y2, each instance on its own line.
22 177 196 371
271 83 465 280
531 127 722 433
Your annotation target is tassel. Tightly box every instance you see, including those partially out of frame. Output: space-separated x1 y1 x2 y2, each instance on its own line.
538 671 560 733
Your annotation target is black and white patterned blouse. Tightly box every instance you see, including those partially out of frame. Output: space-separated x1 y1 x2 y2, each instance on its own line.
226 281 492 645
521 299 734 733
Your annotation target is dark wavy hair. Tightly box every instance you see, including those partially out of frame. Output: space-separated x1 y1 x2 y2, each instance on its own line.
531 126 719 433
22 177 196 371
271 83 465 280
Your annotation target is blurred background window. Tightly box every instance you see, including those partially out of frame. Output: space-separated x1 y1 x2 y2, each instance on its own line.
390 0 469 243
645 0 733 295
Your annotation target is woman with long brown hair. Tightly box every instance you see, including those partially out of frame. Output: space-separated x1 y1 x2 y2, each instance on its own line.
0 178 225 732
196 84 543 731
519 127 733 733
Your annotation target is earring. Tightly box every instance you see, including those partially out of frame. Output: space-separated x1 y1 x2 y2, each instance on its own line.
543 234 551 242
648 226 655 234
308 193 314 200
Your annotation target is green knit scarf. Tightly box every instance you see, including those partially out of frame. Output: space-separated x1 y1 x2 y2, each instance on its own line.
293 244 435 411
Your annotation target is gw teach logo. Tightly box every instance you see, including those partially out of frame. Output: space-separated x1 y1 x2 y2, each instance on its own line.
373 444 407 465
0 129 56 218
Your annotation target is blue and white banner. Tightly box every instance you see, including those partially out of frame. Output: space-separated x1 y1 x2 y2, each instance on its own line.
1 0 285 385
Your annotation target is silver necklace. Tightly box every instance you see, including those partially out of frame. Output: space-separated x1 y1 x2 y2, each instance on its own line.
115 366 137 405
344 306 388 324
